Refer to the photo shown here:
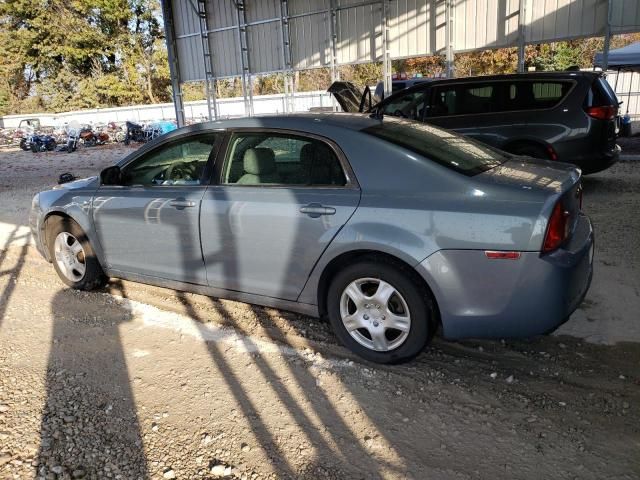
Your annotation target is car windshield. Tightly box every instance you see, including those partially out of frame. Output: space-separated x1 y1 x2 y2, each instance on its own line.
361 118 509 175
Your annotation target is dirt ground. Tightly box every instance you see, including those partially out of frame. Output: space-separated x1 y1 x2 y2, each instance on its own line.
0 145 639 480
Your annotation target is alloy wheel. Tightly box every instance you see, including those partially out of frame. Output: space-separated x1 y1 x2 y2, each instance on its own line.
339 277 411 352
53 232 87 282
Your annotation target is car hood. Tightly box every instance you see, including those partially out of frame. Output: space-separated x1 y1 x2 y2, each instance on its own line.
53 176 100 191
476 158 581 195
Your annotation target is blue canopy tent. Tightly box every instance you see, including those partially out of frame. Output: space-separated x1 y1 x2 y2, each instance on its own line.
594 42 640 71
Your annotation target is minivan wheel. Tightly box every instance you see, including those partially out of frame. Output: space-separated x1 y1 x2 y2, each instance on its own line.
48 217 108 291
327 260 434 364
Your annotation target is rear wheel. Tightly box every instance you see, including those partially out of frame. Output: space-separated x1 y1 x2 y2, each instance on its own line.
47 217 108 290
327 259 435 364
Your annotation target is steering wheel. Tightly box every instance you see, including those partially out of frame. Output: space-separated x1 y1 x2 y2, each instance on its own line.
165 161 193 183
393 109 407 118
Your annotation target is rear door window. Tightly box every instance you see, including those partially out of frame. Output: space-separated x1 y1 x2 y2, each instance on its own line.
505 81 573 110
221 132 347 186
429 83 496 116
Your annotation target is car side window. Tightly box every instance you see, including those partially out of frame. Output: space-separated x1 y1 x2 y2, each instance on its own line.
382 91 428 120
221 132 347 187
429 83 496 117
121 133 221 187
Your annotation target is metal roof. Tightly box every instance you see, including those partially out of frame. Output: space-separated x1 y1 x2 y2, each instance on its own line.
167 0 640 82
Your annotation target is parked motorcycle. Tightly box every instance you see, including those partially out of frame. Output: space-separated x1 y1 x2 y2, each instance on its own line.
65 128 80 153
124 121 146 145
19 135 32 151
29 134 57 152
79 127 109 146
107 121 127 143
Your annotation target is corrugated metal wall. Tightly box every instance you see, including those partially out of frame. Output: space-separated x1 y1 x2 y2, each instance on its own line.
170 0 640 82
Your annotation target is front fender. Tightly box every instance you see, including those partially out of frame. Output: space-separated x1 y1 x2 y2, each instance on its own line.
36 189 102 266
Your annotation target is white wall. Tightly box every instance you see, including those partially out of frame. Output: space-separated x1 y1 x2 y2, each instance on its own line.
0 91 335 129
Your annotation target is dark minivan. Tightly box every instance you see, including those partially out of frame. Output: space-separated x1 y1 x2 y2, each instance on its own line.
330 72 620 173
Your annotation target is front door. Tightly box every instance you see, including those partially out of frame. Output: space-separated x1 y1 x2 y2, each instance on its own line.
93 132 222 284
200 130 361 301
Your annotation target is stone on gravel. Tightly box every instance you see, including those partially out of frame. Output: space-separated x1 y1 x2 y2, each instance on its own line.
163 468 176 479
211 464 227 476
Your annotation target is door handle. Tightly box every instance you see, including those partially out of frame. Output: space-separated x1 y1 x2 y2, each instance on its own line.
299 203 336 218
170 199 196 209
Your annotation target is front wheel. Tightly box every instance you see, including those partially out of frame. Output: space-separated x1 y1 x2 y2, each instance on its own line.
47 217 108 290
327 259 435 364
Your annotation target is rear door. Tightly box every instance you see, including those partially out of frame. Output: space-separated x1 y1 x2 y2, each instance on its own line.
200 129 360 300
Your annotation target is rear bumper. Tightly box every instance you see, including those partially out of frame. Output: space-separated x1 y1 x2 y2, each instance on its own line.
572 144 620 174
415 213 594 339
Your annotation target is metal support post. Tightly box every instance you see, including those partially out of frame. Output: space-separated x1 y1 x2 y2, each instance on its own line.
517 0 526 72
329 0 339 83
161 0 186 127
601 0 613 71
196 0 218 121
235 0 252 116
444 0 454 78
279 0 295 113
382 0 392 95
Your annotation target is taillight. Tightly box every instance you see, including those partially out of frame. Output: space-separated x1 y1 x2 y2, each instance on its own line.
585 105 617 120
542 201 569 253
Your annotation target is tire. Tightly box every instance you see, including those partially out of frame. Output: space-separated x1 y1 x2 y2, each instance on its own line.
506 142 551 160
19 139 28 151
47 217 108 291
326 258 435 364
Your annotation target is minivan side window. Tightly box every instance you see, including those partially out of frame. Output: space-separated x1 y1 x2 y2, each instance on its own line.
505 81 573 110
429 83 495 117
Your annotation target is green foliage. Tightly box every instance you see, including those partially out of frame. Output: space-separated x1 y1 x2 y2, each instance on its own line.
0 0 171 114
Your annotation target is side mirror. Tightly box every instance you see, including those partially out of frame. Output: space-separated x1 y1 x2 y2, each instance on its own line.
100 165 122 186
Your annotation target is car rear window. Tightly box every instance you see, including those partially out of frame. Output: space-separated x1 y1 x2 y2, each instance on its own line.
362 119 509 176
586 77 618 107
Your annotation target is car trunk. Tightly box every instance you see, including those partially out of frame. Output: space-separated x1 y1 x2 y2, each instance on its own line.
477 158 583 251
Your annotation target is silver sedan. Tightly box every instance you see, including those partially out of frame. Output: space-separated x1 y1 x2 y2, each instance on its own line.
30 114 593 363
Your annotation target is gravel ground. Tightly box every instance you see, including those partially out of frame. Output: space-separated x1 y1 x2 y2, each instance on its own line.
0 146 639 479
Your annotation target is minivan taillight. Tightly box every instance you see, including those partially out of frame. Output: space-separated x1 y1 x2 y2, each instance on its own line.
542 202 569 253
585 105 617 120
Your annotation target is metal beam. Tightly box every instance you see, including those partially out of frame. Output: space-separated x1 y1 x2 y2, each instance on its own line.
235 0 252 116
601 0 613 71
195 0 218 120
382 0 392 94
517 0 526 72
161 0 186 127
279 0 295 113
444 0 454 78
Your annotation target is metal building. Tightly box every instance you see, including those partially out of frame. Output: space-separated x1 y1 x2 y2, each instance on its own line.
161 0 640 125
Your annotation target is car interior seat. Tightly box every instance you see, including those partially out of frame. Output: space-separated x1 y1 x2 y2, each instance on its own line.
237 147 280 185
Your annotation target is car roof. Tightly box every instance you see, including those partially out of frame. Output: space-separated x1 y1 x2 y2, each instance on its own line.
196 113 380 132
